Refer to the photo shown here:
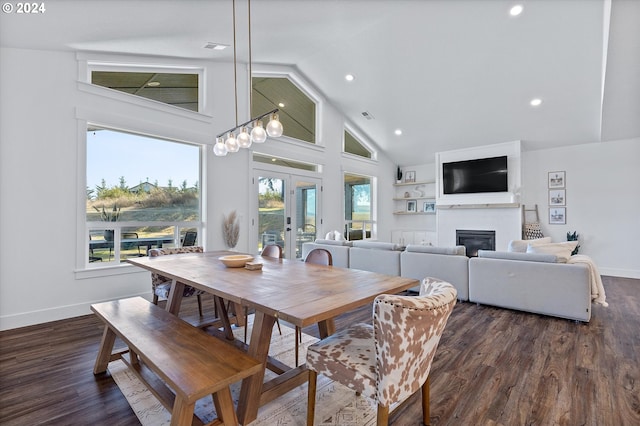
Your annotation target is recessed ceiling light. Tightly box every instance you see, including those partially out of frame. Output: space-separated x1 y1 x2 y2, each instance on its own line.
278 102 285 108
204 42 228 50
147 81 160 87
530 98 542 107
394 129 402 136
509 4 523 16
345 74 355 82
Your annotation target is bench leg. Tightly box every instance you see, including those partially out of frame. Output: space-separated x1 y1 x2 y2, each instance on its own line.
93 326 117 374
170 396 196 426
213 387 239 426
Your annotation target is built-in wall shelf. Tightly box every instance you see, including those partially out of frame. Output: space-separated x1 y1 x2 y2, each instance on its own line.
393 197 434 201
393 211 436 215
438 203 521 209
393 180 435 187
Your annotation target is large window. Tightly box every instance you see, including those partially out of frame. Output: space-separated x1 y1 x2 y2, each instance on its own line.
344 173 373 240
86 128 201 266
252 77 316 143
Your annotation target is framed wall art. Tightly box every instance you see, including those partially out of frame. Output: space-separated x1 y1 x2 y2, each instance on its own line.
549 189 566 206
549 207 566 224
407 200 417 212
548 171 565 188
404 171 416 183
423 201 436 212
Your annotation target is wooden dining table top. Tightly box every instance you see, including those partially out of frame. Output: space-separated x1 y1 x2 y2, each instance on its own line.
127 249 420 329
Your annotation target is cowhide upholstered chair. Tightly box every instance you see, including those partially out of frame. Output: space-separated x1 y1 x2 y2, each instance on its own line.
306 277 457 426
148 246 206 316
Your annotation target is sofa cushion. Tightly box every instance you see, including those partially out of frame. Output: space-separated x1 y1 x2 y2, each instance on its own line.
507 237 551 253
314 239 352 246
351 241 402 251
405 245 466 256
477 250 558 263
526 241 578 263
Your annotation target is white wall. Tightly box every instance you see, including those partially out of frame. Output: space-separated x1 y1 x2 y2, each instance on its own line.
0 47 394 330
521 138 640 278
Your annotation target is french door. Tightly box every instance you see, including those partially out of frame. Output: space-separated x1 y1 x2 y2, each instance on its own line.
253 170 321 259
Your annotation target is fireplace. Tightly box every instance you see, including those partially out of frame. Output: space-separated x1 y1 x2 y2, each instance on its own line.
456 230 495 257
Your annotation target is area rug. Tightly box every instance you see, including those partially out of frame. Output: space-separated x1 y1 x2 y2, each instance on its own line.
108 315 377 425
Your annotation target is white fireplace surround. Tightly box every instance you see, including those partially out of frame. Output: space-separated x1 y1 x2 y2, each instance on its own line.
436 141 523 249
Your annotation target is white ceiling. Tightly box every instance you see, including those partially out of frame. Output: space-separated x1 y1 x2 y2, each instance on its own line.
1 0 638 165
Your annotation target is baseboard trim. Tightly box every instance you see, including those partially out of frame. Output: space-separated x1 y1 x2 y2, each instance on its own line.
0 292 151 331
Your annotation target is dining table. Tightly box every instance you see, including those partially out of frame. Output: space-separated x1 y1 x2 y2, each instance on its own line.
127 249 419 425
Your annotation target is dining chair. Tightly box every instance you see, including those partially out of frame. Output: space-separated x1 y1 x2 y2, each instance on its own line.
122 232 143 257
304 247 332 266
243 244 284 343
296 248 333 365
306 277 457 426
88 234 102 262
148 246 207 317
261 243 283 259
182 230 197 247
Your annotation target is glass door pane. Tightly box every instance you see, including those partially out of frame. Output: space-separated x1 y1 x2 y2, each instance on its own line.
257 176 286 255
294 179 318 259
254 171 321 259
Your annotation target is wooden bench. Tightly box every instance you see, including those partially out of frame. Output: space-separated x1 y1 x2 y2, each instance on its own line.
92 296 262 426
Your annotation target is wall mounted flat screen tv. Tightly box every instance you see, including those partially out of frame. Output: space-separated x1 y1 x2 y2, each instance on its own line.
443 155 508 194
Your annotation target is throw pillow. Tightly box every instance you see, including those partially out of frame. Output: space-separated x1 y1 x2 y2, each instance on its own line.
508 237 551 253
526 241 578 263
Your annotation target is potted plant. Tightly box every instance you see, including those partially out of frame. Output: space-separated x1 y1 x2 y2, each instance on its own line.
396 166 403 183
567 230 580 255
94 204 121 241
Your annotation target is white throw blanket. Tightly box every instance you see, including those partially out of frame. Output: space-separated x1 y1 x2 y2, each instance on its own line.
568 254 608 306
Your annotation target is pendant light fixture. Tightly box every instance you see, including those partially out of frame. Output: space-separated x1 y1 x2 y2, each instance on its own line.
214 0 284 156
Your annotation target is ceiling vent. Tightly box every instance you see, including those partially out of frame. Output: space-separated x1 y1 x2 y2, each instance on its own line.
361 111 374 120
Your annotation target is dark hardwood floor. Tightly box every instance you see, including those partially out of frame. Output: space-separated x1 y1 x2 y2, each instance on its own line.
1 276 638 425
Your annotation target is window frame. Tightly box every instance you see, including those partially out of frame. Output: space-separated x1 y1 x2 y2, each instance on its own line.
343 125 376 160
343 171 376 241
76 119 205 277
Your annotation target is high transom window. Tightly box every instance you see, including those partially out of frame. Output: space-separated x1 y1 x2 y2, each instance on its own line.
91 71 199 112
344 129 372 159
252 77 316 143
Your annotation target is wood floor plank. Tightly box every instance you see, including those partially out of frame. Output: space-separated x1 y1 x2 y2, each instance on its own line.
0 276 638 425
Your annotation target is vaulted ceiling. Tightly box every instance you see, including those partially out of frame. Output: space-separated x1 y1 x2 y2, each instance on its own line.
1 0 638 165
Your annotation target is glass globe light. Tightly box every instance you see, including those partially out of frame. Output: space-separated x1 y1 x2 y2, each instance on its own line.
237 126 252 149
250 120 267 143
266 113 284 138
225 132 239 153
213 137 228 156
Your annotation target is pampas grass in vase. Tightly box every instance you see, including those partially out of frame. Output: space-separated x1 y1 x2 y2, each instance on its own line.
223 210 240 249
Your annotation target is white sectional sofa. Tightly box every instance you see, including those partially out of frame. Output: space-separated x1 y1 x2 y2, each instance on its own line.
349 241 401 276
400 245 469 300
301 238 595 322
469 250 591 322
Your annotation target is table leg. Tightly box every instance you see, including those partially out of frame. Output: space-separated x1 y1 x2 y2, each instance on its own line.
317 318 336 338
236 311 276 425
165 278 185 315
